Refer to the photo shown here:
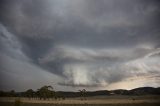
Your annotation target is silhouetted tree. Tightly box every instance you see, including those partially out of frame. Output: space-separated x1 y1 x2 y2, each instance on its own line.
36 85 54 100
25 89 35 99
79 89 86 100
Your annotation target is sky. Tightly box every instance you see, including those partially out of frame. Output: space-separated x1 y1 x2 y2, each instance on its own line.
0 0 160 92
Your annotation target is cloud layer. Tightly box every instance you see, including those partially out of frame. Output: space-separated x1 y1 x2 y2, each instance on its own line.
0 0 160 91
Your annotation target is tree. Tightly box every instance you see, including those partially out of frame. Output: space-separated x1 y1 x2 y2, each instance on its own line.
79 89 86 100
36 85 54 100
25 89 35 99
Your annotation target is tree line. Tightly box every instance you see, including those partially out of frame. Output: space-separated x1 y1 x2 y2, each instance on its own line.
0 85 87 100
1 86 159 99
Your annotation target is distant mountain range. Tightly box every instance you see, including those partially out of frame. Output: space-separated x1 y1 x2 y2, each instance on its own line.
0 87 160 97
56 87 160 97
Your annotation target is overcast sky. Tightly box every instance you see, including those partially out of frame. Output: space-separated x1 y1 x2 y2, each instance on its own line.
0 0 160 91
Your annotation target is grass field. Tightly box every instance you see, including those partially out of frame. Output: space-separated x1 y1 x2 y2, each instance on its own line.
0 95 160 106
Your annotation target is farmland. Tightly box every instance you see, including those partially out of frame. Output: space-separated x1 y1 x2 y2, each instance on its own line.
0 95 160 106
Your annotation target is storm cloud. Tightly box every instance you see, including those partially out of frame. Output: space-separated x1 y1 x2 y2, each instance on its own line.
0 0 160 91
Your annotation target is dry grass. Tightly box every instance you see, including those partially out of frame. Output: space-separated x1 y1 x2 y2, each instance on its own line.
0 95 160 106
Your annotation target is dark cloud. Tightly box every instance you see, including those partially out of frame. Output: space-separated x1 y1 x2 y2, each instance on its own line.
0 0 160 91
58 82 101 88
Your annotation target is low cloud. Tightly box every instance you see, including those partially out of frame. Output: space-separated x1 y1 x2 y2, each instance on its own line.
38 45 160 88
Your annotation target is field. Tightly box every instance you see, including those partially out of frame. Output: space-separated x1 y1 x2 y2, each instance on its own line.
0 95 160 106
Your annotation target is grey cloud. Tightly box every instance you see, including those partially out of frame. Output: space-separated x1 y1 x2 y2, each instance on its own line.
40 45 153 63
0 23 63 91
51 46 160 87
0 0 160 90
0 23 29 61
0 0 159 47
58 82 101 88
